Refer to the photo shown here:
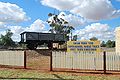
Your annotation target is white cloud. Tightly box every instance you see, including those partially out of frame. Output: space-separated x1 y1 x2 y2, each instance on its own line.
7 26 24 41
111 10 120 19
0 2 30 24
0 2 30 41
48 12 85 27
71 0 115 20
41 0 120 21
0 22 6 28
9 26 24 34
58 12 85 27
0 30 6 36
25 19 47 32
7 19 48 41
41 0 82 11
74 23 115 41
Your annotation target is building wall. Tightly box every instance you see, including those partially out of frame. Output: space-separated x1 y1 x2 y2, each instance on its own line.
116 27 120 53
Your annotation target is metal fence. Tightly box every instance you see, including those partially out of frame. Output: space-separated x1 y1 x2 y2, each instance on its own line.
52 51 120 71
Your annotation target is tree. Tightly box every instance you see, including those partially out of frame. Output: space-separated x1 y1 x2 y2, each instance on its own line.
90 37 98 41
111 41 115 47
47 13 75 40
100 41 106 47
106 40 112 48
0 30 15 48
73 35 77 41
100 40 115 48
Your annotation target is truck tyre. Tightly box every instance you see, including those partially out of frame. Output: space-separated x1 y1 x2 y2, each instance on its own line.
27 43 37 50
48 43 53 50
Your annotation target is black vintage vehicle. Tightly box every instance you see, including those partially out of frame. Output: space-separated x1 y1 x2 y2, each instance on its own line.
20 32 68 50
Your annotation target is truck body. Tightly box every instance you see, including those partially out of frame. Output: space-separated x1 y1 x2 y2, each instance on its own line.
20 32 68 49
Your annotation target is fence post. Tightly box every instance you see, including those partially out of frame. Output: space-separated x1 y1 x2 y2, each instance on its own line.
103 51 106 74
24 50 26 69
50 51 53 71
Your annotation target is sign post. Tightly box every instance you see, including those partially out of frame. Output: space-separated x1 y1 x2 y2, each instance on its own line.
67 40 100 53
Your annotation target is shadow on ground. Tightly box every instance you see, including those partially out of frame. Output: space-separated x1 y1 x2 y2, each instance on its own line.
52 70 120 75
0 74 74 80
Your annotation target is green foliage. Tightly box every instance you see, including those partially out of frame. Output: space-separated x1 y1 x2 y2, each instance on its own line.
73 35 77 41
106 40 115 48
90 37 98 41
89 37 115 48
100 41 106 47
106 40 112 48
111 41 115 47
100 40 115 48
0 30 16 48
47 13 75 40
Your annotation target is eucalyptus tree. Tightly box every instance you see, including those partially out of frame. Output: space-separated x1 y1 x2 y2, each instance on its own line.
0 29 15 49
47 13 75 40
90 37 98 41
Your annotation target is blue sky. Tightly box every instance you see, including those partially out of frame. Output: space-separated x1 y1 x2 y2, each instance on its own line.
0 0 120 41
0 0 54 26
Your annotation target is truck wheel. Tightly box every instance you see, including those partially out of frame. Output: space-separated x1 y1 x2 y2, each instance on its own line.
48 43 53 50
27 44 37 50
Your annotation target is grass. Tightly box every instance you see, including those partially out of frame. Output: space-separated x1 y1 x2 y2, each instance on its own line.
0 68 120 80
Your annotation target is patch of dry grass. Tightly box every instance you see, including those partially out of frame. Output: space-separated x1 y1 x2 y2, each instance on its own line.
0 68 120 80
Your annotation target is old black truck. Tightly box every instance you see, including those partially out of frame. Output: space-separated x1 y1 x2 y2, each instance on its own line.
20 32 68 50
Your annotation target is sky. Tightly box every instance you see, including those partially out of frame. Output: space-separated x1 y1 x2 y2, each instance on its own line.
0 0 120 42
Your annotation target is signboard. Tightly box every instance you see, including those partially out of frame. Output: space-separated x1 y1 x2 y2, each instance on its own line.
67 40 101 53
